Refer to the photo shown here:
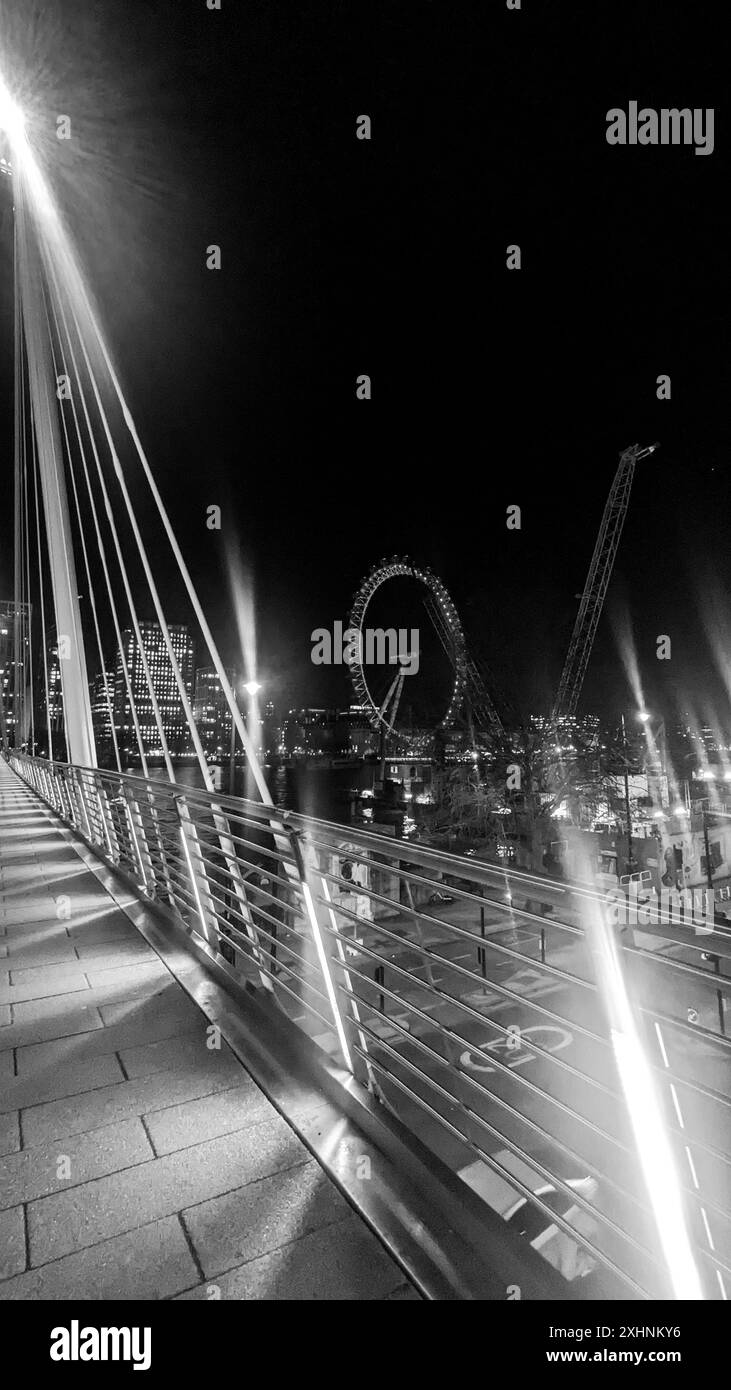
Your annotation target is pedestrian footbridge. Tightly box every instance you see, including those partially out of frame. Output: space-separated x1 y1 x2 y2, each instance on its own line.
0 763 417 1300
1 755 730 1301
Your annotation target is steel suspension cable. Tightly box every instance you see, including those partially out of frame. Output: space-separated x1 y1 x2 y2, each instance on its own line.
57 322 218 794
49 280 151 776
20 354 34 755
43 286 122 773
30 415 53 762
64 290 210 787
12 221 22 750
47 274 174 783
51 254 272 804
56 283 275 988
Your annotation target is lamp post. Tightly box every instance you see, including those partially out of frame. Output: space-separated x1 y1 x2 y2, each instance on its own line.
620 713 636 877
228 678 239 794
702 808 715 894
229 679 261 796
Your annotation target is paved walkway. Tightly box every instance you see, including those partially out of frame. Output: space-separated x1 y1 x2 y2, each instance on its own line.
0 761 417 1300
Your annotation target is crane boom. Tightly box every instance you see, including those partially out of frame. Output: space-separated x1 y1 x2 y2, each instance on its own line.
551 442 659 721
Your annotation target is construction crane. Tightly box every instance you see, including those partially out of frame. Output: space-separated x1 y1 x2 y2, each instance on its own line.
551 442 660 721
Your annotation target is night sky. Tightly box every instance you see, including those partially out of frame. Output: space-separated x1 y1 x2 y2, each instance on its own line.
0 0 729 729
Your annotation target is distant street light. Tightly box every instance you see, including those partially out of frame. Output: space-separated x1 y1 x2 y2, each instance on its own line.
0 77 26 142
229 678 262 794
620 713 636 876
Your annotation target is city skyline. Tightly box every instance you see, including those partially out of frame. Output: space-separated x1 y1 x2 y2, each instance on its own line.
0 0 729 1317
0 3 729 734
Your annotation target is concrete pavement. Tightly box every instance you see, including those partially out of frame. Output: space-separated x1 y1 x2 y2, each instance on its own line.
0 761 419 1301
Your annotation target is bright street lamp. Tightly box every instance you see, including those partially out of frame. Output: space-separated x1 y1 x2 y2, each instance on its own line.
0 77 26 143
229 679 263 792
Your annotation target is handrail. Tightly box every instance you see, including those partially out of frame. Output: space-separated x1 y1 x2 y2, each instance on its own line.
7 750 731 1301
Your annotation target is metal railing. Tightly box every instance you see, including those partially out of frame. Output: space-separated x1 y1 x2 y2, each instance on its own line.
8 751 731 1300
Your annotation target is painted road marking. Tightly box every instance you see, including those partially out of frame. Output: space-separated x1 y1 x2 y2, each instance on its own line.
459 1024 574 1074
462 965 565 1012
367 1011 412 1041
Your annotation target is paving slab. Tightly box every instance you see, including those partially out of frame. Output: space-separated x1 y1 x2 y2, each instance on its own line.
0 902 63 925
0 1215 198 1300
98 989 200 1028
0 1111 20 1158
144 1082 272 1156
2 939 78 967
0 1206 25 1279
176 1215 409 1301
0 1005 104 1052
67 920 139 945
72 939 159 966
0 959 171 1011
0 976 89 1007
183 1160 352 1277
15 1003 202 1075
0 761 416 1302
1 1053 125 1115
118 1030 235 1080
3 961 91 991
27 1114 309 1265
22 1055 244 1146
0 1119 153 1209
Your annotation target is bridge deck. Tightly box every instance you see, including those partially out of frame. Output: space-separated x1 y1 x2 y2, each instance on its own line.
0 762 416 1300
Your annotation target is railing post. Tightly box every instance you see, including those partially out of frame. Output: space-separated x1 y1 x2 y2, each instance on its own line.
120 781 156 893
210 803 274 993
68 766 94 841
95 780 121 862
287 825 353 1074
70 767 91 840
174 793 219 946
41 764 57 810
59 770 76 826
144 786 177 905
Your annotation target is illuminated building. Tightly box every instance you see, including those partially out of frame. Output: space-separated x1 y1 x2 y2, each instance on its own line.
193 665 234 756
0 599 31 746
114 622 194 759
90 668 116 765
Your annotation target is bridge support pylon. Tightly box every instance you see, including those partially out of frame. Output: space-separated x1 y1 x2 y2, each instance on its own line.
14 167 97 768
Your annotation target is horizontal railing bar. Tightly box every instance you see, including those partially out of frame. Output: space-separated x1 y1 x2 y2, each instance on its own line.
348 1036 655 1298
315 895 731 1107
337 973 731 1228
11 752 731 1294
351 1019 660 1268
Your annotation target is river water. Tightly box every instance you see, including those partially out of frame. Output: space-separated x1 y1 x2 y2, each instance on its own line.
144 760 379 825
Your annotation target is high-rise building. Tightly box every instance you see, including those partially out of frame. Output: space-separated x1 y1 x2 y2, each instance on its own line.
90 669 116 765
262 700 282 760
283 708 336 757
39 640 64 753
192 666 234 756
41 644 63 745
0 599 31 748
113 623 194 760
